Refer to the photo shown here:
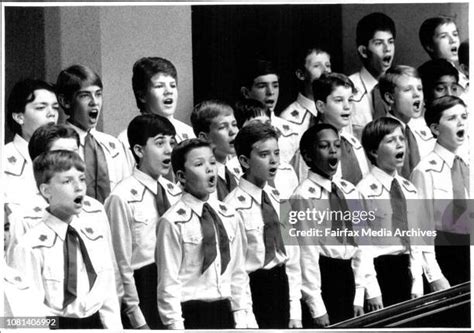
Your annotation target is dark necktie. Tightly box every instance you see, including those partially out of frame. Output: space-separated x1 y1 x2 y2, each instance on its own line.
84 132 111 203
390 179 410 248
329 182 356 246
63 225 97 308
216 167 238 200
200 203 230 274
451 156 469 224
261 191 286 266
156 181 171 217
401 125 420 179
372 84 389 119
340 136 363 185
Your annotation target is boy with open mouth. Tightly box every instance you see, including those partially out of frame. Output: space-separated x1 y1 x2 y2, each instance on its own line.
191 100 240 201
411 95 469 290
104 114 182 329
118 57 196 173
349 12 396 139
56 64 129 203
313 72 370 186
226 122 302 329
156 138 255 329
10 150 121 329
357 117 424 311
290 123 365 328
379 65 435 178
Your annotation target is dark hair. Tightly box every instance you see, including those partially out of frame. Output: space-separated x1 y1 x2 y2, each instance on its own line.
56 64 103 115
171 138 212 175
28 124 80 161
127 113 176 164
7 79 56 135
234 122 279 162
379 65 420 97
424 95 466 136
240 58 278 89
356 12 396 47
233 99 271 129
459 39 469 67
33 150 85 189
313 72 355 103
419 16 457 55
299 123 339 169
418 59 459 103
132 57 178 112
190 100 234 136
361 117 403 165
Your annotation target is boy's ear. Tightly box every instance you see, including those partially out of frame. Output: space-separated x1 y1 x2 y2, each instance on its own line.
132 144 144 160
295 69 305 81
175 170 186 186
136 90 147 104
369 149 378 163
357 45 368 59
383 91 395 105
238 154 250 171
315 100 326 114
429 123 440 137
11 112 24 126
57 94 71 110
198 132 209 141
240 86 250 99
39 183 51 201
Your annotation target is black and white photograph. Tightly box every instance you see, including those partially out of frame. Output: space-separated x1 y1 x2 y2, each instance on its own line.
1 0 472 330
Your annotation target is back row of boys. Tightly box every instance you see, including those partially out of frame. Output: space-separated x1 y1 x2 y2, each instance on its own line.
3 12 470 329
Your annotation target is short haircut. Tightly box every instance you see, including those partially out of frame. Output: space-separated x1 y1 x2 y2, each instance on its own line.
127 113 177 164
356 12 396 47
295 46 330 71
171 138 212 175
418 59 459 102
234 99 270 129
240 58 278 89
28 124 80 161
56 65 103 115
459 39 469 67
299 123 339 168
190 100 234 136
379 65 420 97
419 16 456 54
7 79 56 135
234 122 279 161
424 95 466 135
312 72 355 103
361 117 403 166
132 57 178 112
33 150 85 189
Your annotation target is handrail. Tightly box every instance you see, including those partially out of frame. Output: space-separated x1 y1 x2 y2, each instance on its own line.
330 282 470 328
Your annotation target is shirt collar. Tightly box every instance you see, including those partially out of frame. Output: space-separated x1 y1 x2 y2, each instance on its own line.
67 122 96 146
217 161 226 180
181 191 219 218
371 166 397 191
133 168 159 195
13 134 31 163
360 66 379 91
43 209 77 242
307 170 332 193
296 93 317 117
239 177 265 205
433 142 457 168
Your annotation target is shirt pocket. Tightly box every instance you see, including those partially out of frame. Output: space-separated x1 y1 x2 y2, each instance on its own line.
133 211 158 245
182 229 203 267
42 263 64 307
